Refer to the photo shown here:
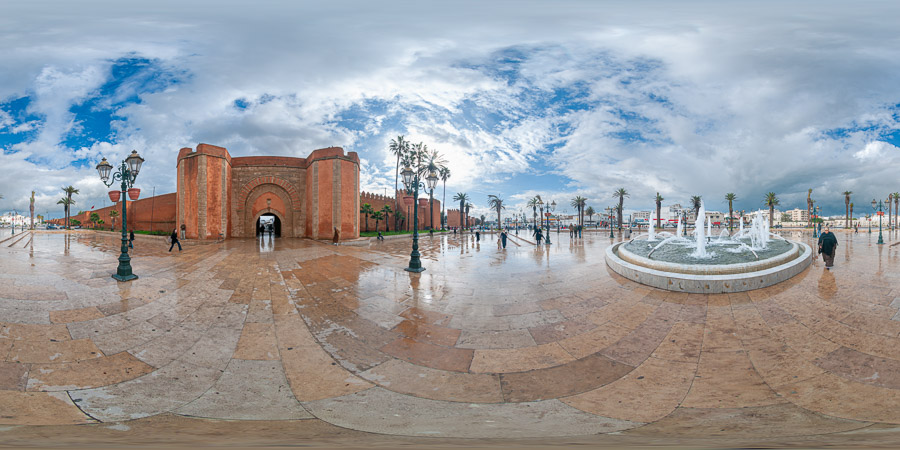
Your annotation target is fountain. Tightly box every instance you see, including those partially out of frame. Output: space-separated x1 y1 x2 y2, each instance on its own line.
606 202 812 293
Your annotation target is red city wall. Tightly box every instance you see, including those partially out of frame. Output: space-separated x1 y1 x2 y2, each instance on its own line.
65 192 177 233
359 190 441 232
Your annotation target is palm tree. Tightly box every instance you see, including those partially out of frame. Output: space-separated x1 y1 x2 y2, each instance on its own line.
690 195 702 219
389 136 409 230
479 214 486 226
842 191 852 229
654 193 664 228
56 197 73 228
62 185 79 229
487 195 505 229
570 196 587 227
380 204 392 231
109 209 119 230
372 211 384 233
422 149 447 230
764 192 780 228
806 188 813 229
453 192 470 229
888 194 893 230
893 192 900 230
527 196 541 230
585 206 595 227
395 210 406 232
360 203 374 232
439 167 450 230
612 188 628 230
849 202 854 228
725 193 737 232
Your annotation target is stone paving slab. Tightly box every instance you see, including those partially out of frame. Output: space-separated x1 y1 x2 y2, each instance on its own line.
303 386 640 438
4 230 900 444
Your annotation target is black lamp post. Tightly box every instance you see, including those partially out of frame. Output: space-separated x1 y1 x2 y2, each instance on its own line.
872 198 885 245
545 200 555 244
609 207 615 238
96 150 144 282
401 164 438 272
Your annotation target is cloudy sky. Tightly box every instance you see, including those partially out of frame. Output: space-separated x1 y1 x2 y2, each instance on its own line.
2 0 900 221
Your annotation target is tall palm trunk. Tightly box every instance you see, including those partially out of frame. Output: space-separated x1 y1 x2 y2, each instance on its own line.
441 180 446 230
394 154 400 230
845 199 850 229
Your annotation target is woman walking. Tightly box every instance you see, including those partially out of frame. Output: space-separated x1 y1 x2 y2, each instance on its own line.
817 226 837 269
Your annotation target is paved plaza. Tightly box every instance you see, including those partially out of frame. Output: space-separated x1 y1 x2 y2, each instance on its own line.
2 228 900 447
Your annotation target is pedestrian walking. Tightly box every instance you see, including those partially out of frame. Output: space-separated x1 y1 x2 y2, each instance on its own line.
500 230 507 249
534 227 542 245
377 231 384 241
332 227 341 245
168 228 182 252
817 226 838 269
569 227 573 238
578 225 583 238
129 229 135 248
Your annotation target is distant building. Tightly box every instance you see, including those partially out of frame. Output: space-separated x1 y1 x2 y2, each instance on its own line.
786 208 809 223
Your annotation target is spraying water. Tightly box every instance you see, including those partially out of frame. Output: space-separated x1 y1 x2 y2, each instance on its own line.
706 214 712 237
691 201 709 257
647 222 656 241
739 217 744 236
676 216 684 238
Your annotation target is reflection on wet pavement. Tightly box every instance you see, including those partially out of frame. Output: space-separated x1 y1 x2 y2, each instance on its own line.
2 228 900 447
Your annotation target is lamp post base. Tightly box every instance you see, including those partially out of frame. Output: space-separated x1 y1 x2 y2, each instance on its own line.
112 273 138 282
404 267 426 273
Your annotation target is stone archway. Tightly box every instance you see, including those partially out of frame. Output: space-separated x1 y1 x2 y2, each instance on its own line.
241 183 296 238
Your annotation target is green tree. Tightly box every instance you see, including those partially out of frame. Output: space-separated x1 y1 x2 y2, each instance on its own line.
452 192 470 229
690 195 702 218
389 136 409 230
372 211 384 232
89 212 100 228
764 192 780 228
109 209 119 230
61 186 79 229
439 167 450 229
806 188 813 229
570 196 587 227
842 191 852 229
893 192 900 230
487 195 505 229
612 188 628 230
527 196 541 230
725 193 737 232
585 206 595 226
395 209 406 231
655 193 664 228
56 197 73 228
380 204 393 231
360 203 374 232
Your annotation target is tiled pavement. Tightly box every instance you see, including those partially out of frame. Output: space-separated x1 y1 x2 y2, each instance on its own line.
2 228 900 447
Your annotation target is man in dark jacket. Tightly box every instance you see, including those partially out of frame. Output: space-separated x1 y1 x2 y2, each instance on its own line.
169 228 182 252
129 230 135 248
817 226 837 269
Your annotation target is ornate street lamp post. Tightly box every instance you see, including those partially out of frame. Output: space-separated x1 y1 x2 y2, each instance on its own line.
609 207 615 238
872 199 885 245
96 150 144 281
401 164 438 272
545 200 555 244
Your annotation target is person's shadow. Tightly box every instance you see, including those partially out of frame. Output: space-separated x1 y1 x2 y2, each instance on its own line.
817 267 836 300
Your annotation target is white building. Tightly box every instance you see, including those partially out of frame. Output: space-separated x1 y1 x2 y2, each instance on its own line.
785 208 809 223
1 213 28 228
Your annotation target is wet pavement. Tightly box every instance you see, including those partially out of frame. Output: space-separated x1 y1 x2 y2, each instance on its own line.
2 228 900 447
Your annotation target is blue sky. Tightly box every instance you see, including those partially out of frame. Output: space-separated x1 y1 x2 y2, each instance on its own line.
2 0 900 220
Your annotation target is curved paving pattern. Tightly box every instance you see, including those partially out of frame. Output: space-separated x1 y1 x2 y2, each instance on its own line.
2 229 900 444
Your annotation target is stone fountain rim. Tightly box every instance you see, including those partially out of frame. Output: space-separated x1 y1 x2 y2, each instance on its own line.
605 240 813 293
617 239 799 275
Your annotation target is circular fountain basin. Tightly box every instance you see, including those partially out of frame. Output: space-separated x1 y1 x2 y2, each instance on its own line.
606 240 812 293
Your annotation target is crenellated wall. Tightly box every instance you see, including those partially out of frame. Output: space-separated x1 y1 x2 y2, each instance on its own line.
175 143 359 240
358 190 441 232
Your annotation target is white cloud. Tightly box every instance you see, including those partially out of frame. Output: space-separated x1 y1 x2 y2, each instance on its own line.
3 0 900 216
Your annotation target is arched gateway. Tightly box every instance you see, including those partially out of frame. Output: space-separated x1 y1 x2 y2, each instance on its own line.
176 144 360 240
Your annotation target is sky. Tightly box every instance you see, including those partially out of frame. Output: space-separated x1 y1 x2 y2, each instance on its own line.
2 0 900 221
